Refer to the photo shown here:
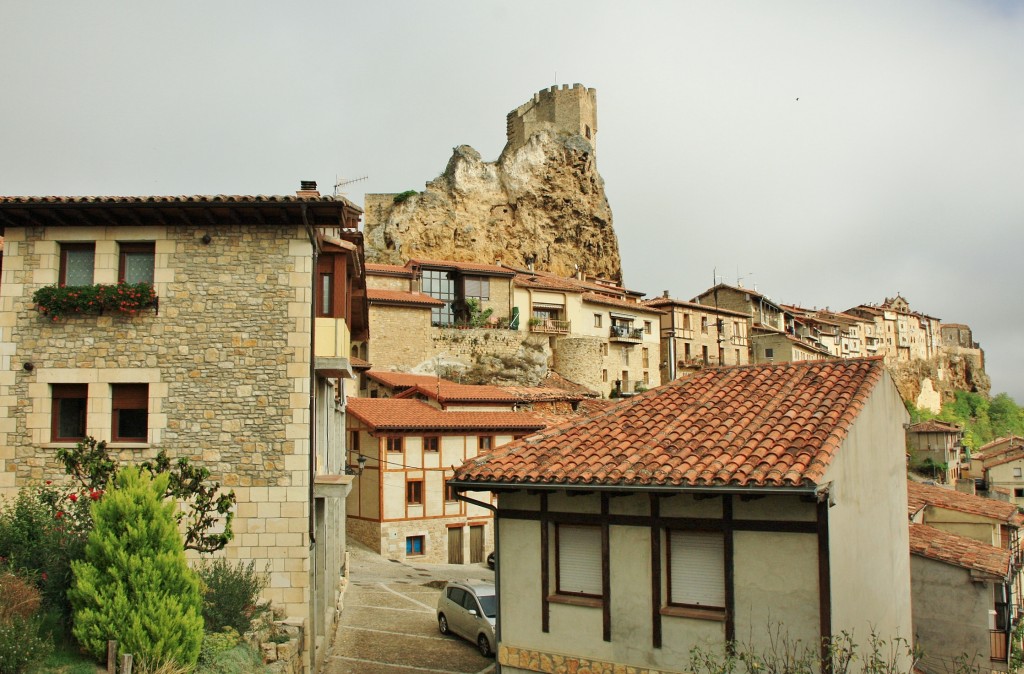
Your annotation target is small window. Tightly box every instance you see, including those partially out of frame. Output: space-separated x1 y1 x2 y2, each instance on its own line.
594 314 602 328
642 347 650 368
51 384 88 442
701 317 709 334
1014 467 1022 479
601 343 609 356
556 524 602 598
112 383 148 442
445 481 458 502
406 480 423 505
764 348 774 359
319 273 334 317
423 436 439 452
478 436 493 452
644 320 652 335
667 530 725 610
464 276 490 301
387 437 403 453
602 369 608 382
118 242 155 284
60 243 95 286
406 535 425 556
643 371 650 385
1015 489 1024 498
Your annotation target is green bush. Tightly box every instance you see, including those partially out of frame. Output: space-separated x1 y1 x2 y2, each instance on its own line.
197 559 269 635
392 190 417 204
0 615 51 674
0 482 92 625
69 468 204 671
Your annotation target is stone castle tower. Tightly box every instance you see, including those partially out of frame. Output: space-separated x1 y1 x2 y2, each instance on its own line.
504 83 598 155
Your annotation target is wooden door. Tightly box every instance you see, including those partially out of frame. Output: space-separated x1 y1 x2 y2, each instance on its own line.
470 525 484 564
448 527 464 564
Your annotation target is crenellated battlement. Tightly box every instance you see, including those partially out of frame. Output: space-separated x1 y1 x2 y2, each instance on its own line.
505 83 598 155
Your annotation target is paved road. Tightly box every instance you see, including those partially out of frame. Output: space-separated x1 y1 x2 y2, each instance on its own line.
320 542 496 674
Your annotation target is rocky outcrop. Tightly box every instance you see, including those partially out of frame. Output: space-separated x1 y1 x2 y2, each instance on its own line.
364 130 622 281
888 350 991 412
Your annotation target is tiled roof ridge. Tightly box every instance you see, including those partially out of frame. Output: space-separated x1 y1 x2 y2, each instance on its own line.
907 480 1018 523
456 357 886 488
909 523 1010 578
0 194 355 205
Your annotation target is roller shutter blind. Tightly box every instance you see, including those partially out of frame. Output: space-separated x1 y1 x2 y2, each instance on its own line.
669 530 724 608
557 524 602 596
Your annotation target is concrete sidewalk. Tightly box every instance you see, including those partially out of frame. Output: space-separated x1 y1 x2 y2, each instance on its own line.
318 541 495 674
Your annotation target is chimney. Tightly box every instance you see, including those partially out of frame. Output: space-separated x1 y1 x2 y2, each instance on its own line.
297 180 320 197
663 290 669 298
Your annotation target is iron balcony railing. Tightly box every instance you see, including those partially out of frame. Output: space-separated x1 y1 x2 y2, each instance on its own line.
610 325 644 342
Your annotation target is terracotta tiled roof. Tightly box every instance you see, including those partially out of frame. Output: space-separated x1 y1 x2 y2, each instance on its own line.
540 372 600 398
509 267 633 296
365 289 445 307
907 420 962 434
576 398 619 416
346 398 545 432
365 371 441 390
643 297 748 318
974 436 1024 460
350 357 371 369
982 448 1024 471
581 292 665 314
906 481 1020 525
0 194 358 206
409 258 515 276
365 263 413 277
453 358 888 489
909 523 1010 579
502 386 587 403
397 382 520 404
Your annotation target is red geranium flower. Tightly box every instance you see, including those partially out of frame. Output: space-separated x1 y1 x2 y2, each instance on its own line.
69 493 78 502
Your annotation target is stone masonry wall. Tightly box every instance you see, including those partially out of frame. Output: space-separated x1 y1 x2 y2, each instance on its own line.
553 337 603 394
368 305 435 370
0 223 314 618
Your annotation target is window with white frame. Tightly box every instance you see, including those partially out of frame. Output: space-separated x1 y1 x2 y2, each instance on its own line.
667 530 725 610
556 524 602 598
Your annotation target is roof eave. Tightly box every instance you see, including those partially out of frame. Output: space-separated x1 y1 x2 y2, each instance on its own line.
448 479 821 496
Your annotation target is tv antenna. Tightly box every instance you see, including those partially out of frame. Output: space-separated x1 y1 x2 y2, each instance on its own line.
334 175 368 196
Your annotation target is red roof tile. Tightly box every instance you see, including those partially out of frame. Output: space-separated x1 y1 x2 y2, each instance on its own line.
581 292 665 314
909 523 1010 579
540 372 600 398
350 357 371 369
397 382 520 404
643 297 749 318
502 386 587 403
453 358 888 489
365 370 443 389
346 398 545 432
907 420 962 434
409 258 515 276
906 480 1019 525
365 263 413 277
366 289 445 307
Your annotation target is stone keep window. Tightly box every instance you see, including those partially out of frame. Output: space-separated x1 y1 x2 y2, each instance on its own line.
111 383 148 442
51 384 87 442
60 243 95 286
118 242 155 284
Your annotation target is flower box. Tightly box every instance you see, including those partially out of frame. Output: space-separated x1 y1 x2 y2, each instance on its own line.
33 282 158 320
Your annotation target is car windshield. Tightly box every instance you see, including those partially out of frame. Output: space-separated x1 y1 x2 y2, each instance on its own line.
476 592 496 618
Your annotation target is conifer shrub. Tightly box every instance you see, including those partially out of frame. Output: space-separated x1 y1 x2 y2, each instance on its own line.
69 467 204 671
197 559 269 636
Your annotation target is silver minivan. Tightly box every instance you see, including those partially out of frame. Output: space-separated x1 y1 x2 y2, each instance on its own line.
436 580 497 657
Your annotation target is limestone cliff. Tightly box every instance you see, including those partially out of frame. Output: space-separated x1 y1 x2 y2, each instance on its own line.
888 350 991 412
363 86 622 281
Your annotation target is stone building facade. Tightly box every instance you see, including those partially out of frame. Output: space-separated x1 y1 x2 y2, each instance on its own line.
643 294 750 381
0 190 367 672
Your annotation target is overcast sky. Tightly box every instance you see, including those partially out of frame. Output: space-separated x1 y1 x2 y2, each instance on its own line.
2 2 1022 401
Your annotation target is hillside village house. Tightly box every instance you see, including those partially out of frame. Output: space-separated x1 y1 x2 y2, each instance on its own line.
642 293 749 380
846 295 942 364
967 436 1024 505
344 397 544 564
451 358 913 674
0 186 368 672
906 420 964 483
362 258 663 398
907 481 1023 670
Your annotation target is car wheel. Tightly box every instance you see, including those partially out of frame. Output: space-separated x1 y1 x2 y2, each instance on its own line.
438 614 449 634
477 634 492 657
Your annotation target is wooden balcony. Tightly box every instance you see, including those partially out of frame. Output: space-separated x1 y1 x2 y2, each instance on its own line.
529 318 571 334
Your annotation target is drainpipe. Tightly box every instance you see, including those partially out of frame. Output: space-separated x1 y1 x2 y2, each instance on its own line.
302 202 318 550
455 490 501 672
